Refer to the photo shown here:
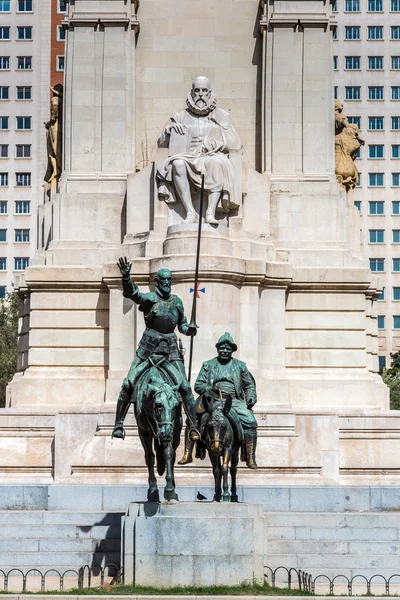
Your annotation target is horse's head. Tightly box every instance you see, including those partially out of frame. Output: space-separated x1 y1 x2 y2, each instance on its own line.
203 391 232 456
148 381 181 443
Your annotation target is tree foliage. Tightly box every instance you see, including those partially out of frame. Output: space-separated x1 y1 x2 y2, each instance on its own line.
0 291 19 407
381 351 400 410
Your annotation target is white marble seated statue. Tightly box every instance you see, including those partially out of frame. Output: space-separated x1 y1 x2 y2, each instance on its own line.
156 76 242 225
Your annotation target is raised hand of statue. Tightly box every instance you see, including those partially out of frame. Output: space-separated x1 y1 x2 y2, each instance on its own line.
117 256 132 279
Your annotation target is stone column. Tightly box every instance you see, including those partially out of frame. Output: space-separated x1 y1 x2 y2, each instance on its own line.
260 0 335 176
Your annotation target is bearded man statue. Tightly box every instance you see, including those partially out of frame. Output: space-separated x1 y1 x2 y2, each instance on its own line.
156 76 242 225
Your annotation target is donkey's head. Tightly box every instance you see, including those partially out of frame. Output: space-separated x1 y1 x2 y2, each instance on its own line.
203 391 232 456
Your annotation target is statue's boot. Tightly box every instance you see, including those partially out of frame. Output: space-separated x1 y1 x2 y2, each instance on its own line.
178 426 195 465
205 192 220 225
111 387 131 440
245 429 258 469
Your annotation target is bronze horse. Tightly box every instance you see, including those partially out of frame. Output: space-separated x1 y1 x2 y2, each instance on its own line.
200 391 240 503
134 366 183 502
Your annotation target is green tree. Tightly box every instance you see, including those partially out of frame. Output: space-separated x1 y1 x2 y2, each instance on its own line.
0 291 19 407
381 351 400 410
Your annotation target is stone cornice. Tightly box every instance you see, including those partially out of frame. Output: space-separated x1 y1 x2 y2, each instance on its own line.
64 14 139 32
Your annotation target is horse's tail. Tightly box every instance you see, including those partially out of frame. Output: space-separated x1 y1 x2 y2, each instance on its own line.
155 438 166 476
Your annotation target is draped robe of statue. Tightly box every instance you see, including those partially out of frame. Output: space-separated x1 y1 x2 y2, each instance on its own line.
156 106 242 214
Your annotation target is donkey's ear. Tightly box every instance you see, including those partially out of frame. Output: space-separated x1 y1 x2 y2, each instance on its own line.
223 394 232 415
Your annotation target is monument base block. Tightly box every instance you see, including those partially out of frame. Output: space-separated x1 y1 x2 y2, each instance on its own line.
122 502 265 587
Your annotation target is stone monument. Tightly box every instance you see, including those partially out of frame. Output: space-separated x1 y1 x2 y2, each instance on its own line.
2 0 395 487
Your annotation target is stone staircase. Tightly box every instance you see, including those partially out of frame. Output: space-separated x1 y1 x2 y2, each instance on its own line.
266 511 400 585
0 510 122 571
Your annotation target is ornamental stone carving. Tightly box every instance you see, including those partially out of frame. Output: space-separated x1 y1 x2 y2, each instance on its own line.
334 99 365 191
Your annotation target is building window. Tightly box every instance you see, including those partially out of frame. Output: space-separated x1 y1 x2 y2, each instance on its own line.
17 27 32 41
368 26 383 40
378 287 385 300
378 356 386 371
392 87 400 100
393 173 400 186
0 27 10 40
378 315 385 329
368 145 384 158
393 201 400 214
332 28 338 40
0 1 10 12
394 287 400 300
334 86 338 100
14 257 29 271
369 86 384 100
346 86 361 101
348 116 361 129
369 229 385 243
332 0 338 10
394 316 400 329
391 26 400 39
0 229 6 242
368 56 383 69
0 173 8 186
15 200 30 214
392 117 400 130
14 228 29 243
357 172 362 187
17 56 31 70
57 26 65 42
0 57 9 70
0 86 8 101
392 57 400 69
392 145 400 158
0 116 8 130
333 56 338 70
394 258 400 271
15 144 31 158
370 258 385 271
369 0 383 9
345 0 360 9
0 201 7 214
392 0 400 9
393 230 400 243
0 258 5 271
58 0 67 12
16 86 31 100
17 0 33 11
56 56 64 71
0 144 8 158
345 56 360 70
369 116 384 130
16 116 31 130
345 26 360 40
369 201 384 214
15 173 31 186
369 173 384 186
354 200 361 212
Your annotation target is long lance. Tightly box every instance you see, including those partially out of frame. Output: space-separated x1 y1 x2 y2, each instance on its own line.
187 173 205 383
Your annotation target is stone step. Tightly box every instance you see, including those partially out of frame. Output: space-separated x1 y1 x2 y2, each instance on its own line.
0 511 123 526
0 538 119 553
0 523 121 540
268 553 400 570
0 551 120 568
267 512 400 528
268 539 400 555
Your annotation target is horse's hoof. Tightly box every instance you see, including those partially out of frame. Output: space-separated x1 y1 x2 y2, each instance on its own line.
164 490 179 502
231 495 239 503
213 495 221 503
222 494 230 502
147 489 160 503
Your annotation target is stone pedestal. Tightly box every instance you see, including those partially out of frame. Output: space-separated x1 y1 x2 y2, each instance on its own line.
122 502 264 587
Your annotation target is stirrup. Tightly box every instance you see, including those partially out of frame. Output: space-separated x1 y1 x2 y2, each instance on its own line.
189 426 200 441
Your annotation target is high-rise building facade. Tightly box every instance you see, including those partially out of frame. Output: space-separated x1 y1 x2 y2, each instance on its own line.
0 0 65 299
334 0 400 369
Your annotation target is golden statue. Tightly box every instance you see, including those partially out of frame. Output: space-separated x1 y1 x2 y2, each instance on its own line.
44 84 63 189
335 100 364 191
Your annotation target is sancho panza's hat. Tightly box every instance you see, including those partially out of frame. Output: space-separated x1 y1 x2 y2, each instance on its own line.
216 332 237 352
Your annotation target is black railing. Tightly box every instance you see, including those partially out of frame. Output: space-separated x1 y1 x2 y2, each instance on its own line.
0 563 122 593
264 566 400 596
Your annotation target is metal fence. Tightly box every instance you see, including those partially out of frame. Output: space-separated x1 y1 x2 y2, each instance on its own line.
0 563 123 593
265 566 400 596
